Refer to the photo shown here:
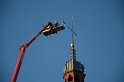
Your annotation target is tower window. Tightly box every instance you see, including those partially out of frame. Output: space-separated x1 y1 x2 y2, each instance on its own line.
68 75 73 82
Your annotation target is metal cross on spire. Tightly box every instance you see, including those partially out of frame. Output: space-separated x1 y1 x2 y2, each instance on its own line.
70 16 77 48
69 16 77 60
68 16 77 43
72 16 74 42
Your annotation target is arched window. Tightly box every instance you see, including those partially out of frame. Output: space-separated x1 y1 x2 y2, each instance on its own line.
68 75 73 82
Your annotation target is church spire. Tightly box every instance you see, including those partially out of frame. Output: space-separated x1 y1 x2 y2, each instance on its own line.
63 17 86 82
70 16 76 61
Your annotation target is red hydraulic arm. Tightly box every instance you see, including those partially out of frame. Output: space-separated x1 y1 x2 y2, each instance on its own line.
11 22 53 82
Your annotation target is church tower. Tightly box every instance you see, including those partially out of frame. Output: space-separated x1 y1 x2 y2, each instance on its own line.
63 18 86 82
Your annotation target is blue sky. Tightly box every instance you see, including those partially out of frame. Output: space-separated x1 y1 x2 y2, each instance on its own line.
0 0 124 82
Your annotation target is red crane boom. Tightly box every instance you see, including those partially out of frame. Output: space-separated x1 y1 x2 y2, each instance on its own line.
11 21 65 82
11 22 52 82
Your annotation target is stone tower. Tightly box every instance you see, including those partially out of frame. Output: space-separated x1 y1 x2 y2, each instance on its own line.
63 18 86 82
63 39 86 82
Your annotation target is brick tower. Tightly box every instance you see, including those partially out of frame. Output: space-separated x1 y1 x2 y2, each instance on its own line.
63 18 86 82
63 39 86 82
